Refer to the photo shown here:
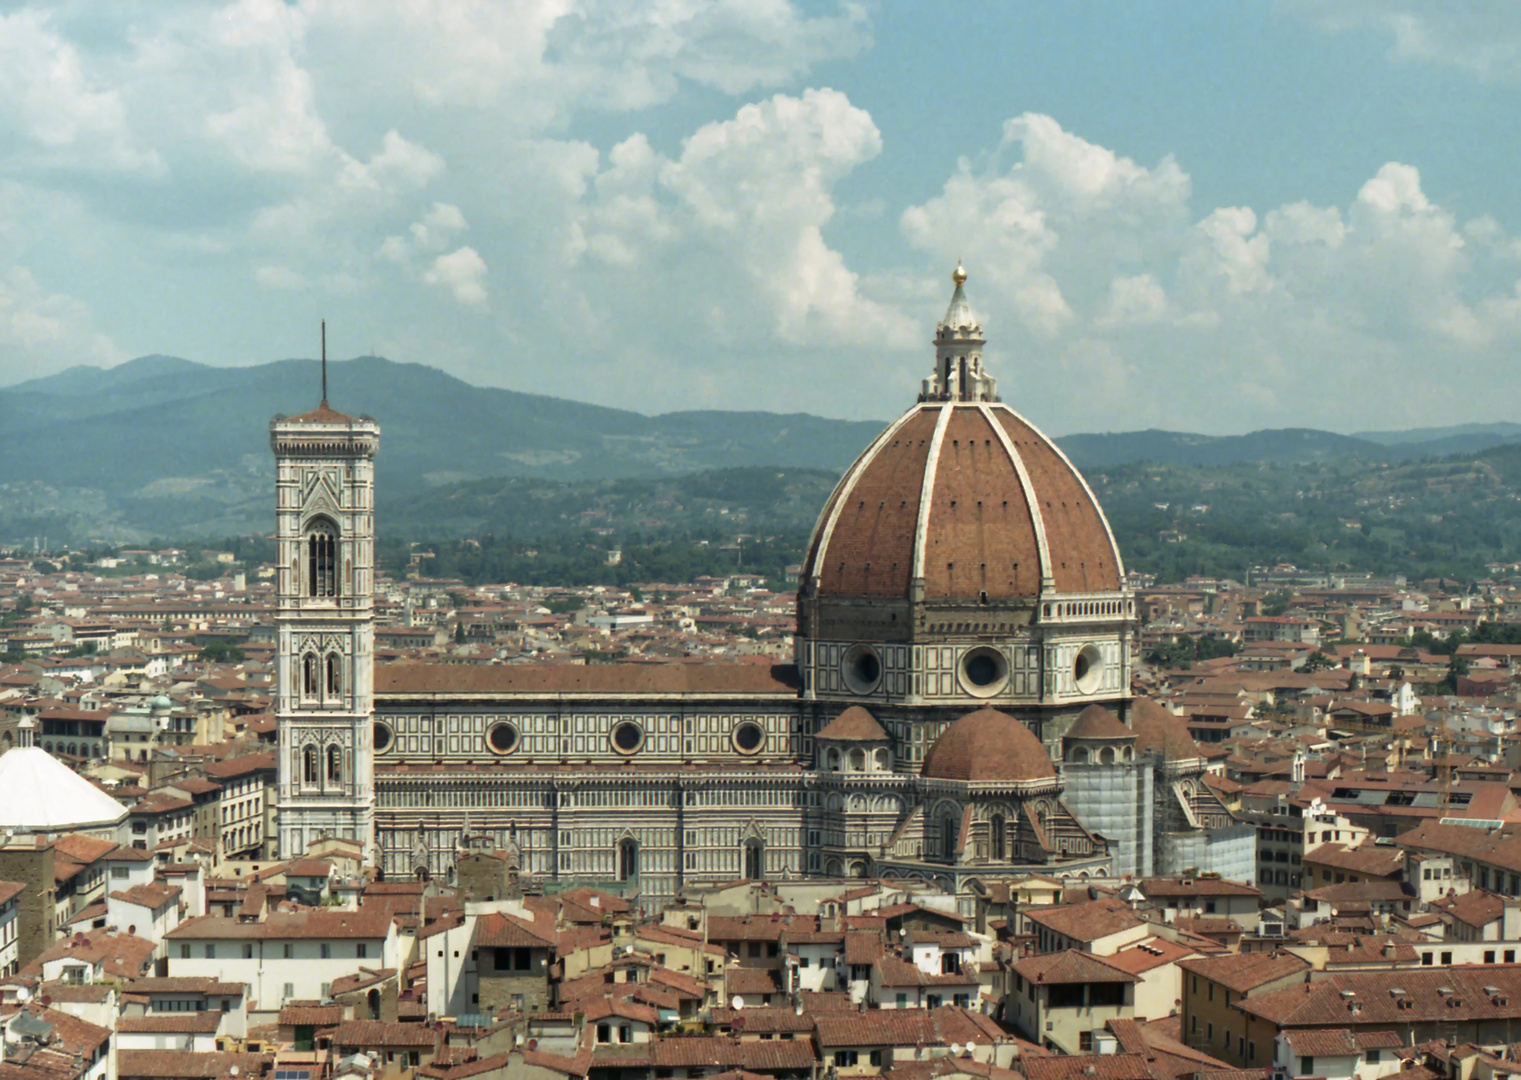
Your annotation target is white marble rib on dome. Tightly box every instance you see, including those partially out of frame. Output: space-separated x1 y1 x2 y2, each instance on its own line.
0 747 128 833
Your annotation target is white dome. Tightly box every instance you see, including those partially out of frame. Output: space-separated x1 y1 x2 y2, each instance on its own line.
0 748 128 833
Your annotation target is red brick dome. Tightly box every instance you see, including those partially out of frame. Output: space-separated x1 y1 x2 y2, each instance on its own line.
801 401 1123 602
1065 704 1133 741
920 707 1057 783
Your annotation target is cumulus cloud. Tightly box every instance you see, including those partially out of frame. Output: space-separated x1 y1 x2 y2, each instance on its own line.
569 88 915 350
423 246 489 306
903 114 1190 340
899 114 1521 432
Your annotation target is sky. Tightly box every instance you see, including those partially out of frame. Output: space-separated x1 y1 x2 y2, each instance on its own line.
3 1 1521 435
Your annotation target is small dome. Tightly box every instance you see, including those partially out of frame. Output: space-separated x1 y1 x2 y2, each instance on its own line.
817 706 889 742
921 708 1056 783
1065 704 1134 741
1129 698 1201 761
150 695 172 710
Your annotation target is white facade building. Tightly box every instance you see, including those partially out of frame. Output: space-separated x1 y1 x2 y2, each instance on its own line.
165 910 399 1017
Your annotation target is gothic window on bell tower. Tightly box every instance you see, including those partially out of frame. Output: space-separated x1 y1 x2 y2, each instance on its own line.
306 518 339 597
327 744 343 785
326 653 342 698
302 653 319 700
303 744 319 786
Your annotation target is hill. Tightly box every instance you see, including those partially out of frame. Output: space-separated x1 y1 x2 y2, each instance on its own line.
4 353 1521 550
0 355 879 543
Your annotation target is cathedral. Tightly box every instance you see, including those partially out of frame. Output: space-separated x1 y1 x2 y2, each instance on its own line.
270 267 1247 914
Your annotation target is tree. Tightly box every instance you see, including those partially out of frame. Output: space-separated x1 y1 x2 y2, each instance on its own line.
454 622 466 644
198 641 245 664
1260 590 1293 617
1303 650 1333 672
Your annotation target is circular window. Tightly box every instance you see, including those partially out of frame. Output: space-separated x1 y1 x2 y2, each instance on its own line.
611 721 645 754
373 722 393 754
733 722 764 754
959 646 1009 697
487 722 520 755
842 643 883 694
1073 644 1103 694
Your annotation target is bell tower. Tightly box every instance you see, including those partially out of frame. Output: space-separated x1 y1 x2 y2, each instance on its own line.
270 330 380 861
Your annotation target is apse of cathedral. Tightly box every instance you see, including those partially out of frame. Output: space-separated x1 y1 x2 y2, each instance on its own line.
270 269 1253 915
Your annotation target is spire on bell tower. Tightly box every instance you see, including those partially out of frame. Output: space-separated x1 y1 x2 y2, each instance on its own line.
320 319 328 408
920 262 997 403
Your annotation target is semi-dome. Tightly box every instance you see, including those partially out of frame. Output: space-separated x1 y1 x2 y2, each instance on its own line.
1129 698 1201 761
1065 704 1134 741
921 707 1057 783
801 267 1123 604
817 705 889 742
0 747 128 834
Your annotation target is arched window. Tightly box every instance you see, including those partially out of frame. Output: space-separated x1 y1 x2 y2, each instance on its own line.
743 838 764 880
990 814 1006 861
306 520 338 597
303 745 318 784
1122 747 1133 762
617 838 640 882
848 748 866 771
826 748 841 771
303 654 318 698
941 816 957 860
1099 746 1116 765
874 748 890 771
327 744 342 785
325 653 342 698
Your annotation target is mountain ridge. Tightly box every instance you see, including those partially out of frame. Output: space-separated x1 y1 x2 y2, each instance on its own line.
3 353 1519 543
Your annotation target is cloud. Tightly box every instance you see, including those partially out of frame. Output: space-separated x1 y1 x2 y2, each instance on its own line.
569 88 915 350
1286 1 1521 80
304 0 868 116
424 246 489 307
0 266 123 384
0 9 162 175
899 114 1521 433
902 114 1190 339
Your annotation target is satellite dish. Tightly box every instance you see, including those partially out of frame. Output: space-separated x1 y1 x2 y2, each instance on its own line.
950 1044 962 1056
732 996 745 1010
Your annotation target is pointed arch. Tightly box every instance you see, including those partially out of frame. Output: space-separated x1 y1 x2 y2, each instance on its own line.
325 652 342 698
327 744 343 785
303 653 319 699
743 837 764 880
990 813 1006 861
305 517 339 597
303 744 319 785
617 837 640 882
